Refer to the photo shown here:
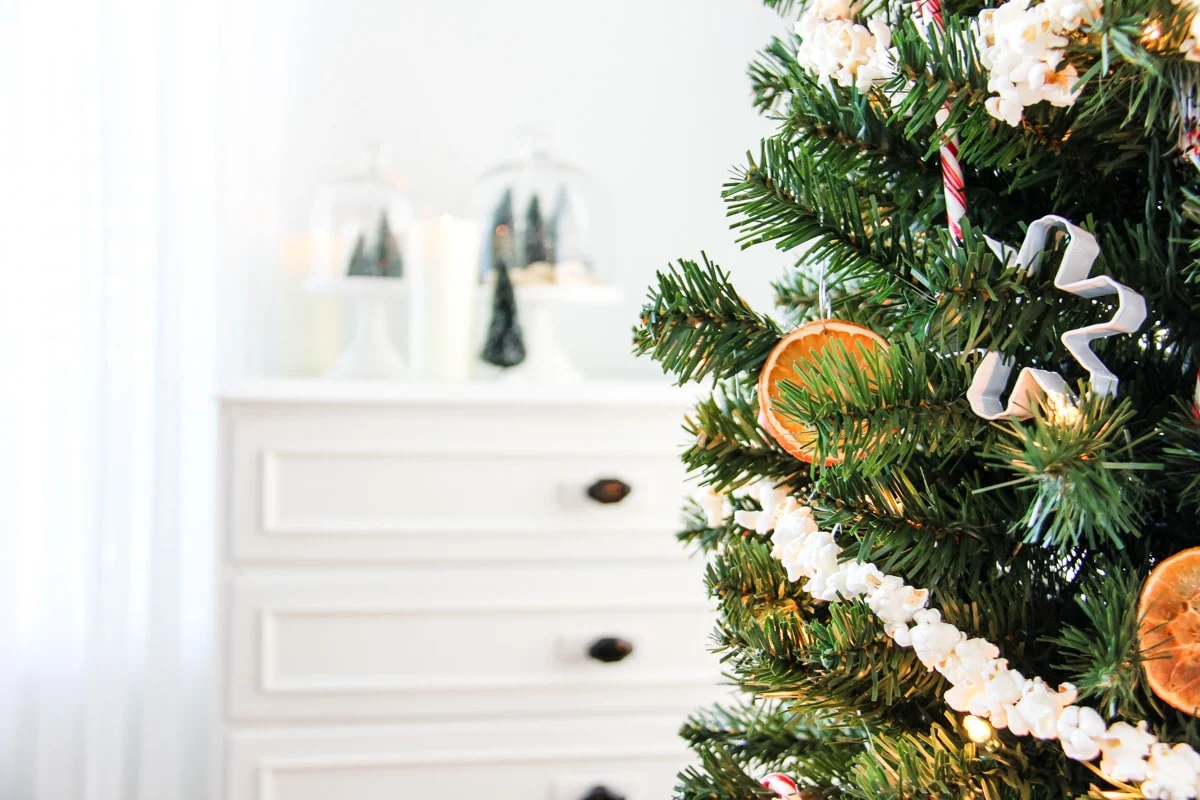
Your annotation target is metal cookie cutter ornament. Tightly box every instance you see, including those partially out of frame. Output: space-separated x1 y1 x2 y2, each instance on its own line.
966 215 1147 421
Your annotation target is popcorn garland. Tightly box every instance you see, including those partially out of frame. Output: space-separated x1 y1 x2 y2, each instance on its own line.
1180 0 1200 62
698 480 1200 799
789 0 1099 127
975 0 1099 126
793 0 896 92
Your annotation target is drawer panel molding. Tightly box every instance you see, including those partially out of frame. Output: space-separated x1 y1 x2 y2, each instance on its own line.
257 449 684 537
228 717 692 800
230 570 720 721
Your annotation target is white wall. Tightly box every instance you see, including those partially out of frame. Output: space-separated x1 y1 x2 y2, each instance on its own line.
222 0 789 380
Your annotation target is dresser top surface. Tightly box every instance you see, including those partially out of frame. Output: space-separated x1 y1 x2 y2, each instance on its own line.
220 379 702 407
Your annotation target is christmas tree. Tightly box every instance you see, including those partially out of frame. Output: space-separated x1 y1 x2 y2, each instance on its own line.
634 0 1200 797
523 194 550 266
346 233 371 276
345 212 403 277
373 211 404 277
481 257 526 367
486 188 516 278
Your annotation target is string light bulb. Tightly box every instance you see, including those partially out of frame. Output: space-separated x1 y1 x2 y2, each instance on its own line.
1045 391 1082 426
963 714 994 743
1142 20 1163 42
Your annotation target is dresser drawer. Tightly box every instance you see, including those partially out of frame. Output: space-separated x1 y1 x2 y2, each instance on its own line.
228 566 719 722
227 717 691 800
225 401 691 563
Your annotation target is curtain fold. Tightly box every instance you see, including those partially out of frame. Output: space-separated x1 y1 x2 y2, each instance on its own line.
0 1 224 798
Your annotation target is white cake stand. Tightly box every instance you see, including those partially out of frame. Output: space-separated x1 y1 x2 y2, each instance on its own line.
305 276 409 380
496 284 622 383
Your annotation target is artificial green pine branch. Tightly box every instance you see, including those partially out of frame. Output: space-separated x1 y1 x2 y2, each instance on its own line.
749 38 937 203
724 140 935 296
680 700 860 783
982 394 1160 551
773 336 987 475
635 0 1200 795
847 715 1082 800
813 469 1023 594
716 599 947 727
675 745 776 800
706 539 947 723
1049 569 1150 721
1159 405 1200 514
635 256 783 385
706 536 818 615
683 380 809 493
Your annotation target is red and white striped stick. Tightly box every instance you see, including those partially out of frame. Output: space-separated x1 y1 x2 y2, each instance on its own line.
762 773 801 799
917 0 967 240
1192 366 1199 419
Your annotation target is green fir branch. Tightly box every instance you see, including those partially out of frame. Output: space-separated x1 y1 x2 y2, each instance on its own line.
1049 568 1150 721
634 255 783 385
682 380 809 494
680 700 860 784
773 336 987 475
982 394 1159 551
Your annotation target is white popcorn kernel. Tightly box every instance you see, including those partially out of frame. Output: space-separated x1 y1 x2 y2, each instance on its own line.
886 622 913 647
734 509 764 532
793 6 895 91
1010 679 1077 740
981 661 1025 712
771 505 821 558
840 561 885 598
1100 721 1157 783
1143 743 1200 800
940 639 1002 687
693 486 731 529
945 681 984 713
909 609 965 669
866 576 929 628
975 0 1093 124
735 481 794 534
1057 705 1107 761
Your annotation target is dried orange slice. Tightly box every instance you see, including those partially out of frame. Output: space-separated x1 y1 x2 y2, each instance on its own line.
757 319 888 465
1139 547 1200 716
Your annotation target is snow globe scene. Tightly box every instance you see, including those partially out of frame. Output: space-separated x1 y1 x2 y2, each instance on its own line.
469 130 617 382
306 145 416 379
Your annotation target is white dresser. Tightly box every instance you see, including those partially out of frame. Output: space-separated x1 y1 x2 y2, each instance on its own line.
219 381 720 800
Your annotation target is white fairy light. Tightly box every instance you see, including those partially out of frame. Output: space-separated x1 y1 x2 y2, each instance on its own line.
963 714 994 743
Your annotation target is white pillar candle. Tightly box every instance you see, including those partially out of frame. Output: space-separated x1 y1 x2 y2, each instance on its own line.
407 216 482 381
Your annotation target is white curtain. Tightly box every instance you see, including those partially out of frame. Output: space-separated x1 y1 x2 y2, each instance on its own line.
0 0 237 797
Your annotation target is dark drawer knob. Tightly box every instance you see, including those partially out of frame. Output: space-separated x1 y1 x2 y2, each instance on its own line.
581 786 626 800
587 636 634 663
587 478 631 504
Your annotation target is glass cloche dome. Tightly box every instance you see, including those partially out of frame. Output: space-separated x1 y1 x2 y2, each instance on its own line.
309 144 415 282
469 130 607 287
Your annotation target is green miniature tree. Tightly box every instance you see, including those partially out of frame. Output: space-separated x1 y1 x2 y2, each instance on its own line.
489 188 516 276
633 0 1200 797
481 257 525 367
345 233 371 276
522 195 550 266
373 211 403 278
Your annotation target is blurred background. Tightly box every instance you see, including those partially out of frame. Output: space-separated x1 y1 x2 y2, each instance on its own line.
0 2 786 799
